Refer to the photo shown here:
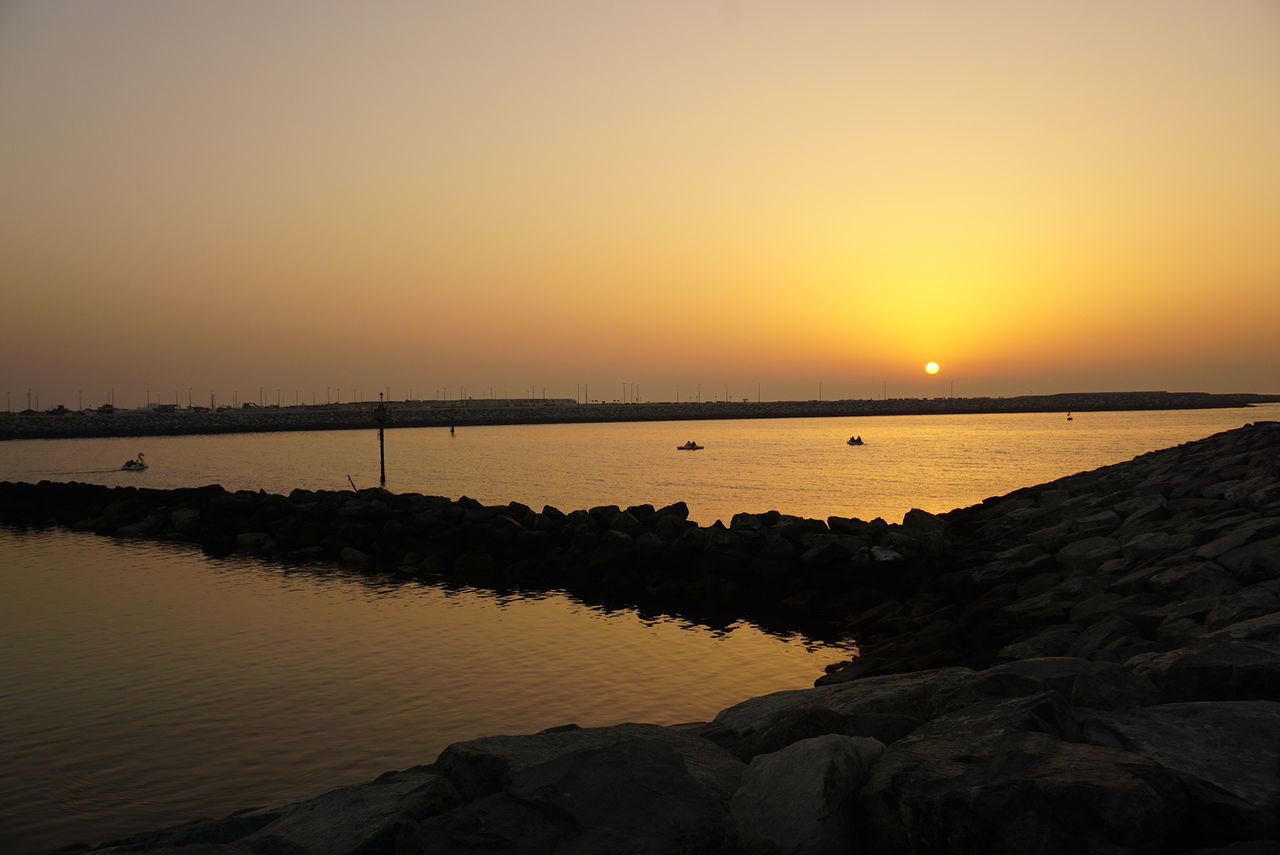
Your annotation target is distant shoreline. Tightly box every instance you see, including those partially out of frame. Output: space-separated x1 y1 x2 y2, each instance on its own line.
1 391 1276 441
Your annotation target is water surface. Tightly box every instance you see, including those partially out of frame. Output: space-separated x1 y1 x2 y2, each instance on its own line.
4 405 1276 523
0 528 850 853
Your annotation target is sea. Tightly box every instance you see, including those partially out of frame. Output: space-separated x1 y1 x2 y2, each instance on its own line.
2 404 1276 853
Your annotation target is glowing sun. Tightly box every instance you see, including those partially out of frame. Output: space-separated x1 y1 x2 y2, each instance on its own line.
925 361 941 375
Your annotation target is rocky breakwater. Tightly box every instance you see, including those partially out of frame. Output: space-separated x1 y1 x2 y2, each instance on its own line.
11 420 1280 855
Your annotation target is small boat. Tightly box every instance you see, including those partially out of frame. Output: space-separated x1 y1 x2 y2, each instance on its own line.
847 436 864 446
677 441 704 450
121 452 147 471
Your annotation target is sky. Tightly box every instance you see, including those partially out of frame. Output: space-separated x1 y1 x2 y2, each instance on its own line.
2 0 1278 409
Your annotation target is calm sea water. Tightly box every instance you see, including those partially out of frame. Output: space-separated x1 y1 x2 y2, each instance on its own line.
0 529 851 853
4 405 1278 523
2 405 1276 853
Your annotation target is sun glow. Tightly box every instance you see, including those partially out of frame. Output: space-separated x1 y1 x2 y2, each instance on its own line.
925 362 941 375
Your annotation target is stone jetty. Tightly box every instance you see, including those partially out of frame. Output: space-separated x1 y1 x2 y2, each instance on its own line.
2 390 1272 441
7 420 1280 854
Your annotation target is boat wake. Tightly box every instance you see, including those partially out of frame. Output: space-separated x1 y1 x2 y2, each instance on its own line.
58 469 131 475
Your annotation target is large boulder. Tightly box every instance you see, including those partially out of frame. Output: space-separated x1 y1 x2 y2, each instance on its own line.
241 766 460 854
1128 640 1280 702
1055 536 1124 576
423 724 745 854
1081 701 1280 844
714 668 980 759
981 657 1156 710
730 734 885 855
85 766 458 855
861 728 1186 855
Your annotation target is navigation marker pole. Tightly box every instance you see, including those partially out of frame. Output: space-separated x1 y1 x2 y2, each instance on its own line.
375 393 387 489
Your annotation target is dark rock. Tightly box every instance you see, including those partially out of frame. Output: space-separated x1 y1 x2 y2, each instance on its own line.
435 722 740 802
229 766 460 855
634 531 665 564
608 510 645 538
996 624 1082 661
654 513 692 543
1149 562 1243 596
428 724 744 854
718 668 979 752
1071 615 1143 661
1026 519 1077 552
1070 592 1146 626
798 539 854 568
1056 535 1124 575
537 504 566 527
587 504 621 527
730 734 885 855
827 516 871 537
1081 701 1280 844
726 703 920 761
1211 611 1280 642
624 503 656 526
1128 640 1280 702
1205 588 1279 630
1178 843 1280 855
861 729 1186 855
982 657 1156 710
901 508 948 535
655 500 689 521
1074 509 1122 536
1217 535 1280 585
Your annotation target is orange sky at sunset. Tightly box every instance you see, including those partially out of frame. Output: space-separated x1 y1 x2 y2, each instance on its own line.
2 1 1277 409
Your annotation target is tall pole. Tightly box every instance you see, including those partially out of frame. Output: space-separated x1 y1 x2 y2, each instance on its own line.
375 392 387 489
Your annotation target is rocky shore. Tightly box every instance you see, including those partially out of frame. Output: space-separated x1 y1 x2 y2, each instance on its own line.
1 391 1272 441
7 420 1280 854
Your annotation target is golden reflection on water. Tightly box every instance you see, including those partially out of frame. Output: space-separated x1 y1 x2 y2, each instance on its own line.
2 405 1275 524
0 528 851 853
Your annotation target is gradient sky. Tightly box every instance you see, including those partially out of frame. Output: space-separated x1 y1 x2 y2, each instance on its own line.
2 0 1277 409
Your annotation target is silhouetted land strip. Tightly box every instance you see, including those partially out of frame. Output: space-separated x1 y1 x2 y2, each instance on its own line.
2 390 1276 440
10 420 1280 853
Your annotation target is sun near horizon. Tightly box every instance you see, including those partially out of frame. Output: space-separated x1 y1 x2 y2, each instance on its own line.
925 362 941 376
